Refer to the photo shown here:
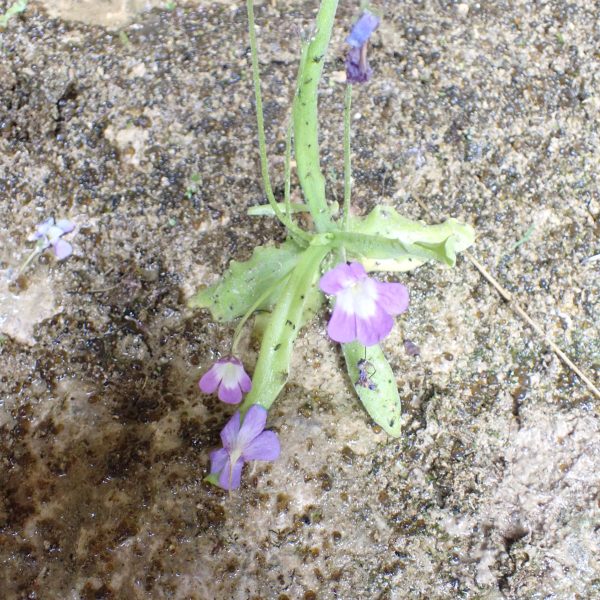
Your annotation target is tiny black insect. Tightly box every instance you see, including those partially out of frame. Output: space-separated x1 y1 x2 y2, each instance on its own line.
356 358 377 391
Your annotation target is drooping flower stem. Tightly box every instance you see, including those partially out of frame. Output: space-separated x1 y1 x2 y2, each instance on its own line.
239 242 331 415
342 83 352 233
246 0 311 244
17 247 40 276
293 0 339 233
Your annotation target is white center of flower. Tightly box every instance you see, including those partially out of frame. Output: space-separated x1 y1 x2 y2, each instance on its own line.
216 362 241 389
336 277 378 318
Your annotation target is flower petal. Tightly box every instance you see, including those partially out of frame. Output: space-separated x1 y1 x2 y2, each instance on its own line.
56 219 75 234
218 457 244 490
374 281 409 315
219 360 245 389
242 431 280 462
210 448 229 474
46 225 65 244
34 218 54 238
356 306 394 346
346 47 373 84
327 304 357 343
319 262 358 295
217 382 242 405
220 411 241 450
239 369 252 393
53 239 73 260
347 262 367 279
199 365 222 394
346 11 380 48
236 404 267 449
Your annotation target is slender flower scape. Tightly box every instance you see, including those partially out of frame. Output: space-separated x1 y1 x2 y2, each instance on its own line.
199 356 252 404
32 217 75 260
345 10 380 84
320 262 409 346
210 405 280 490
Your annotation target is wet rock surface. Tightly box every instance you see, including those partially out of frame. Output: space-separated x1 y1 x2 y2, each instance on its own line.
0 0 598 598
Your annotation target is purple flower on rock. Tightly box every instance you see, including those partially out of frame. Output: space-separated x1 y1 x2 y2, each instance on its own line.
209 405 280 490
319 262 409 347
345 10 380 84
199 356 252 404
32 217 75 260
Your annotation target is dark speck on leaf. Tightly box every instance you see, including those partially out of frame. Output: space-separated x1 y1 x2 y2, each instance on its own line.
274 343 281 351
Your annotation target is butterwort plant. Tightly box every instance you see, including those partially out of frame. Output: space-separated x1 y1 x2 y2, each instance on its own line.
192 1 475 490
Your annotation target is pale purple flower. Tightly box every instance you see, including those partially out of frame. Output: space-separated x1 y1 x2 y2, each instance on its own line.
320 262 409 346
209 405 280 490
32 217 75 260
345 11 380 84
199 356 252 404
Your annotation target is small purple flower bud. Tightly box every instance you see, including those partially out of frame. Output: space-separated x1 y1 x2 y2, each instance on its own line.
199 356 252 404
345 11 380 85
209 405 280 490
345 11 380 48
319 262 409 347
346 46 373 84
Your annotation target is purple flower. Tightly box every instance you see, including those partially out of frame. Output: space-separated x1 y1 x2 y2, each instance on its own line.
32 217 75 260
209 405 280 490
345 11 380 84
319 262 409 346
199 356 252 404
346 11 380 48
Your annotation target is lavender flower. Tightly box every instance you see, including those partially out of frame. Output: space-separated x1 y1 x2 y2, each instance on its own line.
32 217 75 260
319 262 409 346
199 356 252 404
345 10 380 84
209 405 280 490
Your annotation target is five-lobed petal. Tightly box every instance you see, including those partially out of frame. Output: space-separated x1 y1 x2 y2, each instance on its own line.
199 356 252 404
209 405 280 490
320 261 409 347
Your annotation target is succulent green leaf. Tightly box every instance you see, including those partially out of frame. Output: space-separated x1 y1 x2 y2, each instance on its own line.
188 240 304 322
343 341 402 437
348 206 475 272
332 231 453 267
293 0 339 232
240 244 331 414
0 0 27 28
